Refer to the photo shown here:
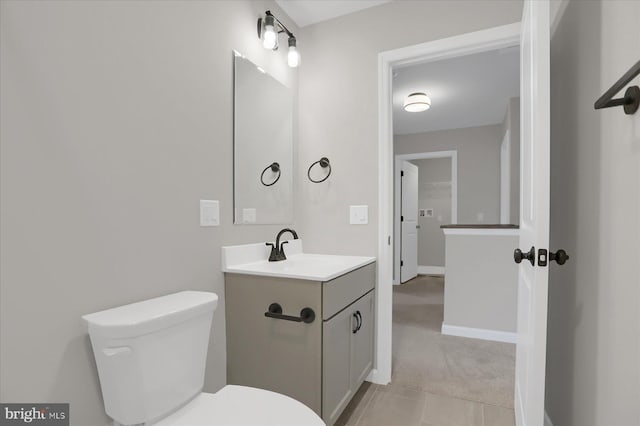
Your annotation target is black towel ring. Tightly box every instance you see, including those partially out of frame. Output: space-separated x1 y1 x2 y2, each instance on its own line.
260 162 281 186
307 157 331 183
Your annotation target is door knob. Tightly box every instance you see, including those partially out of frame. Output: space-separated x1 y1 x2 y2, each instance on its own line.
549 249 570 265
514 246 535 266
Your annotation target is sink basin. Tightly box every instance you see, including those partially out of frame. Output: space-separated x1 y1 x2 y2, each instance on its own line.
222 240 375 281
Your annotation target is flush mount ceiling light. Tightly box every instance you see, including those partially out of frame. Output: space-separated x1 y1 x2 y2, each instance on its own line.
257 11 300 68
403 92 431 112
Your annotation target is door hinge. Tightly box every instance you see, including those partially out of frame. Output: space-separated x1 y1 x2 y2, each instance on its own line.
401 170 404 177
401 215 404 222
388 235 391 245
401 260 404 266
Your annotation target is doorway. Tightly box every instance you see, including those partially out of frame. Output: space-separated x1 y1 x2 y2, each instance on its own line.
394 151 458 284
372 21 521 386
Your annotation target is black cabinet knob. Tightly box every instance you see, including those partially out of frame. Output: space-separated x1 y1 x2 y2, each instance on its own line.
514 246 536 266
549 249 570 265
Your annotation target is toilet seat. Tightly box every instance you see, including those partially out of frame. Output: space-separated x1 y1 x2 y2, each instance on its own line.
154 385 325 426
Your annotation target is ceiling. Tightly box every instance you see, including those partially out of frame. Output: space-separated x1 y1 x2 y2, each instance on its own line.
275 0 391 28
393 47 520 135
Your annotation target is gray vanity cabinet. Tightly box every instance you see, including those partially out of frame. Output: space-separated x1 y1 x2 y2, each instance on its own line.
225 262 375 426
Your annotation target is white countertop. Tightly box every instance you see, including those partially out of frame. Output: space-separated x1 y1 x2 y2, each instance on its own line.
222 240 375 281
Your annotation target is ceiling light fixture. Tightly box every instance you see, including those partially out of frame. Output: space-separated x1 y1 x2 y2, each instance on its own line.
403 92 431 112
257 11 300 68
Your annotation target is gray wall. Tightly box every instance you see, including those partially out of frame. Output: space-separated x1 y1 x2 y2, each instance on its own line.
395 124 504 224
443 233 518 332
412 158 451 268
546 1 640 425
500 97 521 225
296 1 523 255
0 1 298 425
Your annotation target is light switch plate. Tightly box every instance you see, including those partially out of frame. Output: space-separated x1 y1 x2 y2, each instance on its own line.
350 205 368 225
200 200 220 227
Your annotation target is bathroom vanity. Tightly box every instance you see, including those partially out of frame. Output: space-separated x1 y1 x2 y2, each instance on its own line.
222 241 376 426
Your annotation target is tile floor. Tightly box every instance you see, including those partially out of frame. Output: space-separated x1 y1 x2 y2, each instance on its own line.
336 275 516 426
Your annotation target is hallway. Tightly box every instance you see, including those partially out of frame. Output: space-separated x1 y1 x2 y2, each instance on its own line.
337 275 516 426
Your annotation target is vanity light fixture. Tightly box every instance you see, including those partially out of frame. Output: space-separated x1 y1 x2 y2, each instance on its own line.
403 92 431 112
257 10 300 68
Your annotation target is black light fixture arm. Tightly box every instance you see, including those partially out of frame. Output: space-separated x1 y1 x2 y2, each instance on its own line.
265 10 295 39
594 59 640 115
258 10 295 44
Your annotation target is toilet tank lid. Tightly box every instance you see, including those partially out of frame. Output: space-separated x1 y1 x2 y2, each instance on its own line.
82 291 218 339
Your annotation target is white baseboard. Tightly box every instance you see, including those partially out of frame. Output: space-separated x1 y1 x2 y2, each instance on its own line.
417 265 445 275
544 410 554 426
441 323 517 344
366 368 390 385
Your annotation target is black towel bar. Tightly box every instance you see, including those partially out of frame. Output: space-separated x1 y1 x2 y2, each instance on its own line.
594 60 640 115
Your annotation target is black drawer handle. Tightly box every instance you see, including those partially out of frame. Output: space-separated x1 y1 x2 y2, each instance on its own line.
265 303 316 324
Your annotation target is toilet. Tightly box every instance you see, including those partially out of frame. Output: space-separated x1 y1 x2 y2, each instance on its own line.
83 291 325 426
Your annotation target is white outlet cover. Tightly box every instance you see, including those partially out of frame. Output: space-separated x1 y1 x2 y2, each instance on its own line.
350 205 368 225
242 208 257 224
200 200 220 227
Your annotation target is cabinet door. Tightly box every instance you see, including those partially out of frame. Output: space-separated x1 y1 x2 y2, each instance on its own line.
351 291 374 389
226 274 322 415
322 306 358 425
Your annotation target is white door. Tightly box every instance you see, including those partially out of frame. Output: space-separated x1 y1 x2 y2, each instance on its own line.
515 1 550 425
400 161 418 283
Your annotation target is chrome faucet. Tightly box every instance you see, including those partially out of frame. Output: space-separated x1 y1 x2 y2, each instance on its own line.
266 228 299 262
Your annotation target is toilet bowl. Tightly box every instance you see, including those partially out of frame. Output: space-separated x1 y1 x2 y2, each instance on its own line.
154 386 322 426
82 291 324 426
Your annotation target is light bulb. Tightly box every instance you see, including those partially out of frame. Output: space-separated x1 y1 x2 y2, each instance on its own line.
287 36 299 68
262 15 278 50
263 25 277 50
288 46 300 67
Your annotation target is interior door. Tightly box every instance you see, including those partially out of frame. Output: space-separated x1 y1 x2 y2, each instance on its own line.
400 161 418 283
515 1 550 425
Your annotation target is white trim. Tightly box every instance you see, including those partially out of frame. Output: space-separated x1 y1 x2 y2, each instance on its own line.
417 266 445 275
441 323 517 344
374 22 521 386
544 410 554 426
500 129 511 224
442 228 520 237
394 150 457 285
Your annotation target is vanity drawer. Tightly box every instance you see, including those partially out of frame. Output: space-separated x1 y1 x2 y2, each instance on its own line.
322 263 375 320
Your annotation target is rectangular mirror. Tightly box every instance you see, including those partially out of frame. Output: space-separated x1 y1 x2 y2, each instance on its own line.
233 51 293 224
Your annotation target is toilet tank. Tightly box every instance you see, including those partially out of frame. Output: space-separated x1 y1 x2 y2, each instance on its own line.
83 291 218 426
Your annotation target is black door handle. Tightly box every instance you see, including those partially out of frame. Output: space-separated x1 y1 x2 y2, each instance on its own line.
356 311 362 332
352 312 359 333
265 303 315 324
514 246 536 266
549 249 570 265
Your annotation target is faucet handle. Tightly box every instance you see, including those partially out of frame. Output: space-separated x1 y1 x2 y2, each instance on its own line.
266 242 279 262
279 240 289 260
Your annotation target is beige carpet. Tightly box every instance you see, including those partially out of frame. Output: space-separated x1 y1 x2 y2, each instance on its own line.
391 275 515 408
